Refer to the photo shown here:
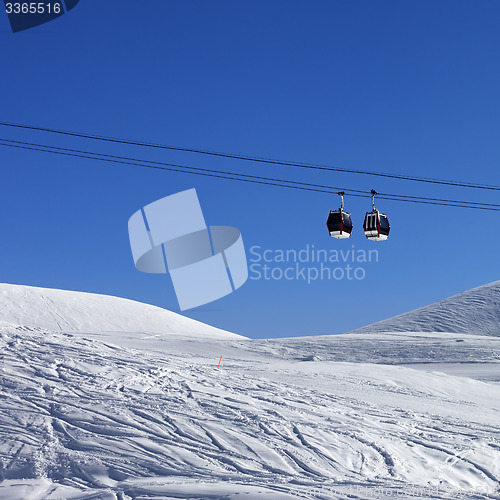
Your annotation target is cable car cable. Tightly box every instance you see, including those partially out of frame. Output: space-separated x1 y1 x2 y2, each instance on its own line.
1 120 500 192
2 137 500 208
4 137 500 208
1 138 500 212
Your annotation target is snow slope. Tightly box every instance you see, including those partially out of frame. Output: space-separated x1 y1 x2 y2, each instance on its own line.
1 284 499 499
348 280 500 337
0 283 243 339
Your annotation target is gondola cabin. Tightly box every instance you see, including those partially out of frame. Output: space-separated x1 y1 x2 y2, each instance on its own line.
327 209 353 239
363 210 390 241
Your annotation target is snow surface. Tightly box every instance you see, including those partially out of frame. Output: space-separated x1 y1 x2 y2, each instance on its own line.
0 283 243 339
1 283 500 499
348 280 500 337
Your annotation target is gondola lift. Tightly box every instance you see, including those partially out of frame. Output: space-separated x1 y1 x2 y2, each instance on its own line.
363 190 390 241
327 191 353 239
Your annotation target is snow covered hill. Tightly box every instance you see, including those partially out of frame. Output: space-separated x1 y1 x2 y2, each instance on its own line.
348 280 500 337
0 283 243 339
1 283 499 499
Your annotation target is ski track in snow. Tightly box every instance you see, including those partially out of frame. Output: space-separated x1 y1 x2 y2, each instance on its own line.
0 282 500 499
1 324 500 499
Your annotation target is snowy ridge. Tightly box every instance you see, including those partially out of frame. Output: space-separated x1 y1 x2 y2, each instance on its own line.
0 283 243 339
348 280 500 337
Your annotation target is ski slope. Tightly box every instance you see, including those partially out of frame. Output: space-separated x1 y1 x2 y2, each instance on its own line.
0 283 499 499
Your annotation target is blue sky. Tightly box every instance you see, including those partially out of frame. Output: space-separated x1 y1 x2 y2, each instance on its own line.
1 1 499 338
